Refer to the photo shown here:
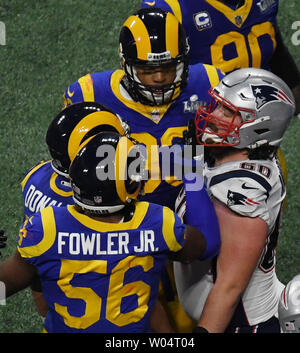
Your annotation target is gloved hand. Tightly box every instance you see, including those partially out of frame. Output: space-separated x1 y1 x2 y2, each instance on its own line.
182 119 197 148
0 229 7 256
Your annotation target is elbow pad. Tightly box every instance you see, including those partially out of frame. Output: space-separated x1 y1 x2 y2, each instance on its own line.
184 173 220 260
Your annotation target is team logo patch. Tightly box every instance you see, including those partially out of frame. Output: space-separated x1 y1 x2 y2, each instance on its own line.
193 11 212 31
227 189 260 207
250 84 294 110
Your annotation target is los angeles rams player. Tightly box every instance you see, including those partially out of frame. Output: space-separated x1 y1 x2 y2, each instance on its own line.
0 132 220 333
63 7 224 211
21 101 130 317
175 68 295 333
63 8 224 332
140 0 300 115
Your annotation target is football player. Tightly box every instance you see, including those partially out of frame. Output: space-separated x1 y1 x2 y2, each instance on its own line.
21 102 130 317
174 68 295 333
140 0 300 115
63 7 224 332
0 132 220 333
63 8 224 210
278 274 300 333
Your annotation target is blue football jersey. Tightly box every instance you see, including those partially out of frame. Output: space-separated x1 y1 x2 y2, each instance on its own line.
64 65 223 209
140 0 278 72
18 202 186 333
21 160 73 218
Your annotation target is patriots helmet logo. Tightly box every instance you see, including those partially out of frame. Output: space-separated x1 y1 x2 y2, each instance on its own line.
227 189 260 207
250 84 294 110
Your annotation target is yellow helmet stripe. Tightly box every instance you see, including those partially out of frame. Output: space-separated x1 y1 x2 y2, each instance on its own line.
123 15 151 61
165 12 179 58
115 136 141 203
67 111 124 163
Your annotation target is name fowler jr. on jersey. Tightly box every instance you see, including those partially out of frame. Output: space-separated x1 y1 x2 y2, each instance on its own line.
57 230 159 256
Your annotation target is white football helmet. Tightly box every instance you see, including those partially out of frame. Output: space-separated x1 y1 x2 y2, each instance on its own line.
195 68 295 149
278 274 300 333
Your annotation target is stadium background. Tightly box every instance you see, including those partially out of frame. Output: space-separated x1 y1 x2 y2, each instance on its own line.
0 0 299 332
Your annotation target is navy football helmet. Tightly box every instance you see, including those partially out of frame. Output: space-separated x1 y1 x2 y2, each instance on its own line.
69 132 146 214
119 7 189 106
46 102 130 177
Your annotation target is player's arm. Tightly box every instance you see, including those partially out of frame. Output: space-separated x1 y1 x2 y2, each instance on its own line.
0 251 38 297
171 173 221 263
195 198 268 333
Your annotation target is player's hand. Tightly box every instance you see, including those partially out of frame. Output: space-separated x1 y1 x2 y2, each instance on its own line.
0 230 7 256
182 119 197 147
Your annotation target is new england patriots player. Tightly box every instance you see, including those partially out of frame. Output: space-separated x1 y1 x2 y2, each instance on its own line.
278 274 300 333
0 132 220 333
175 68 295 333
63 7 224 332
21 102 129 317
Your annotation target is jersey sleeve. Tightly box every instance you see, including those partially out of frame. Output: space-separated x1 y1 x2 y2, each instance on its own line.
18 207 57 261
140 0 174 13
210 176 271 224
161 206 186 253
63 73 95 107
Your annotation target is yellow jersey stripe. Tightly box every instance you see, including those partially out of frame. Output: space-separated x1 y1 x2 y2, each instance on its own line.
78 74 95 102
205 0 253 27
123 16 151 61
162 206 182 252
203 64 221 89
165 12 179 57
67 202 149 232
20 160 49 191
110 70 171 123
18 207 57 258
165 0 182 23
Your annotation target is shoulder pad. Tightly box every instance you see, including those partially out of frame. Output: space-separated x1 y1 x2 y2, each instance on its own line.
208 167 271 222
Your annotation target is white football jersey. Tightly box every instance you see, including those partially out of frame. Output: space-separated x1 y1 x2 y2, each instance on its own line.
174 157 285 326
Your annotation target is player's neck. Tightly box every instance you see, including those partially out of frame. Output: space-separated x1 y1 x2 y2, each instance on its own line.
214 148 249 166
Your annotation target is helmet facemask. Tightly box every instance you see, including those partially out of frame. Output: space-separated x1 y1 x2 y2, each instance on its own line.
122 56 188 106
195 88 255 147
